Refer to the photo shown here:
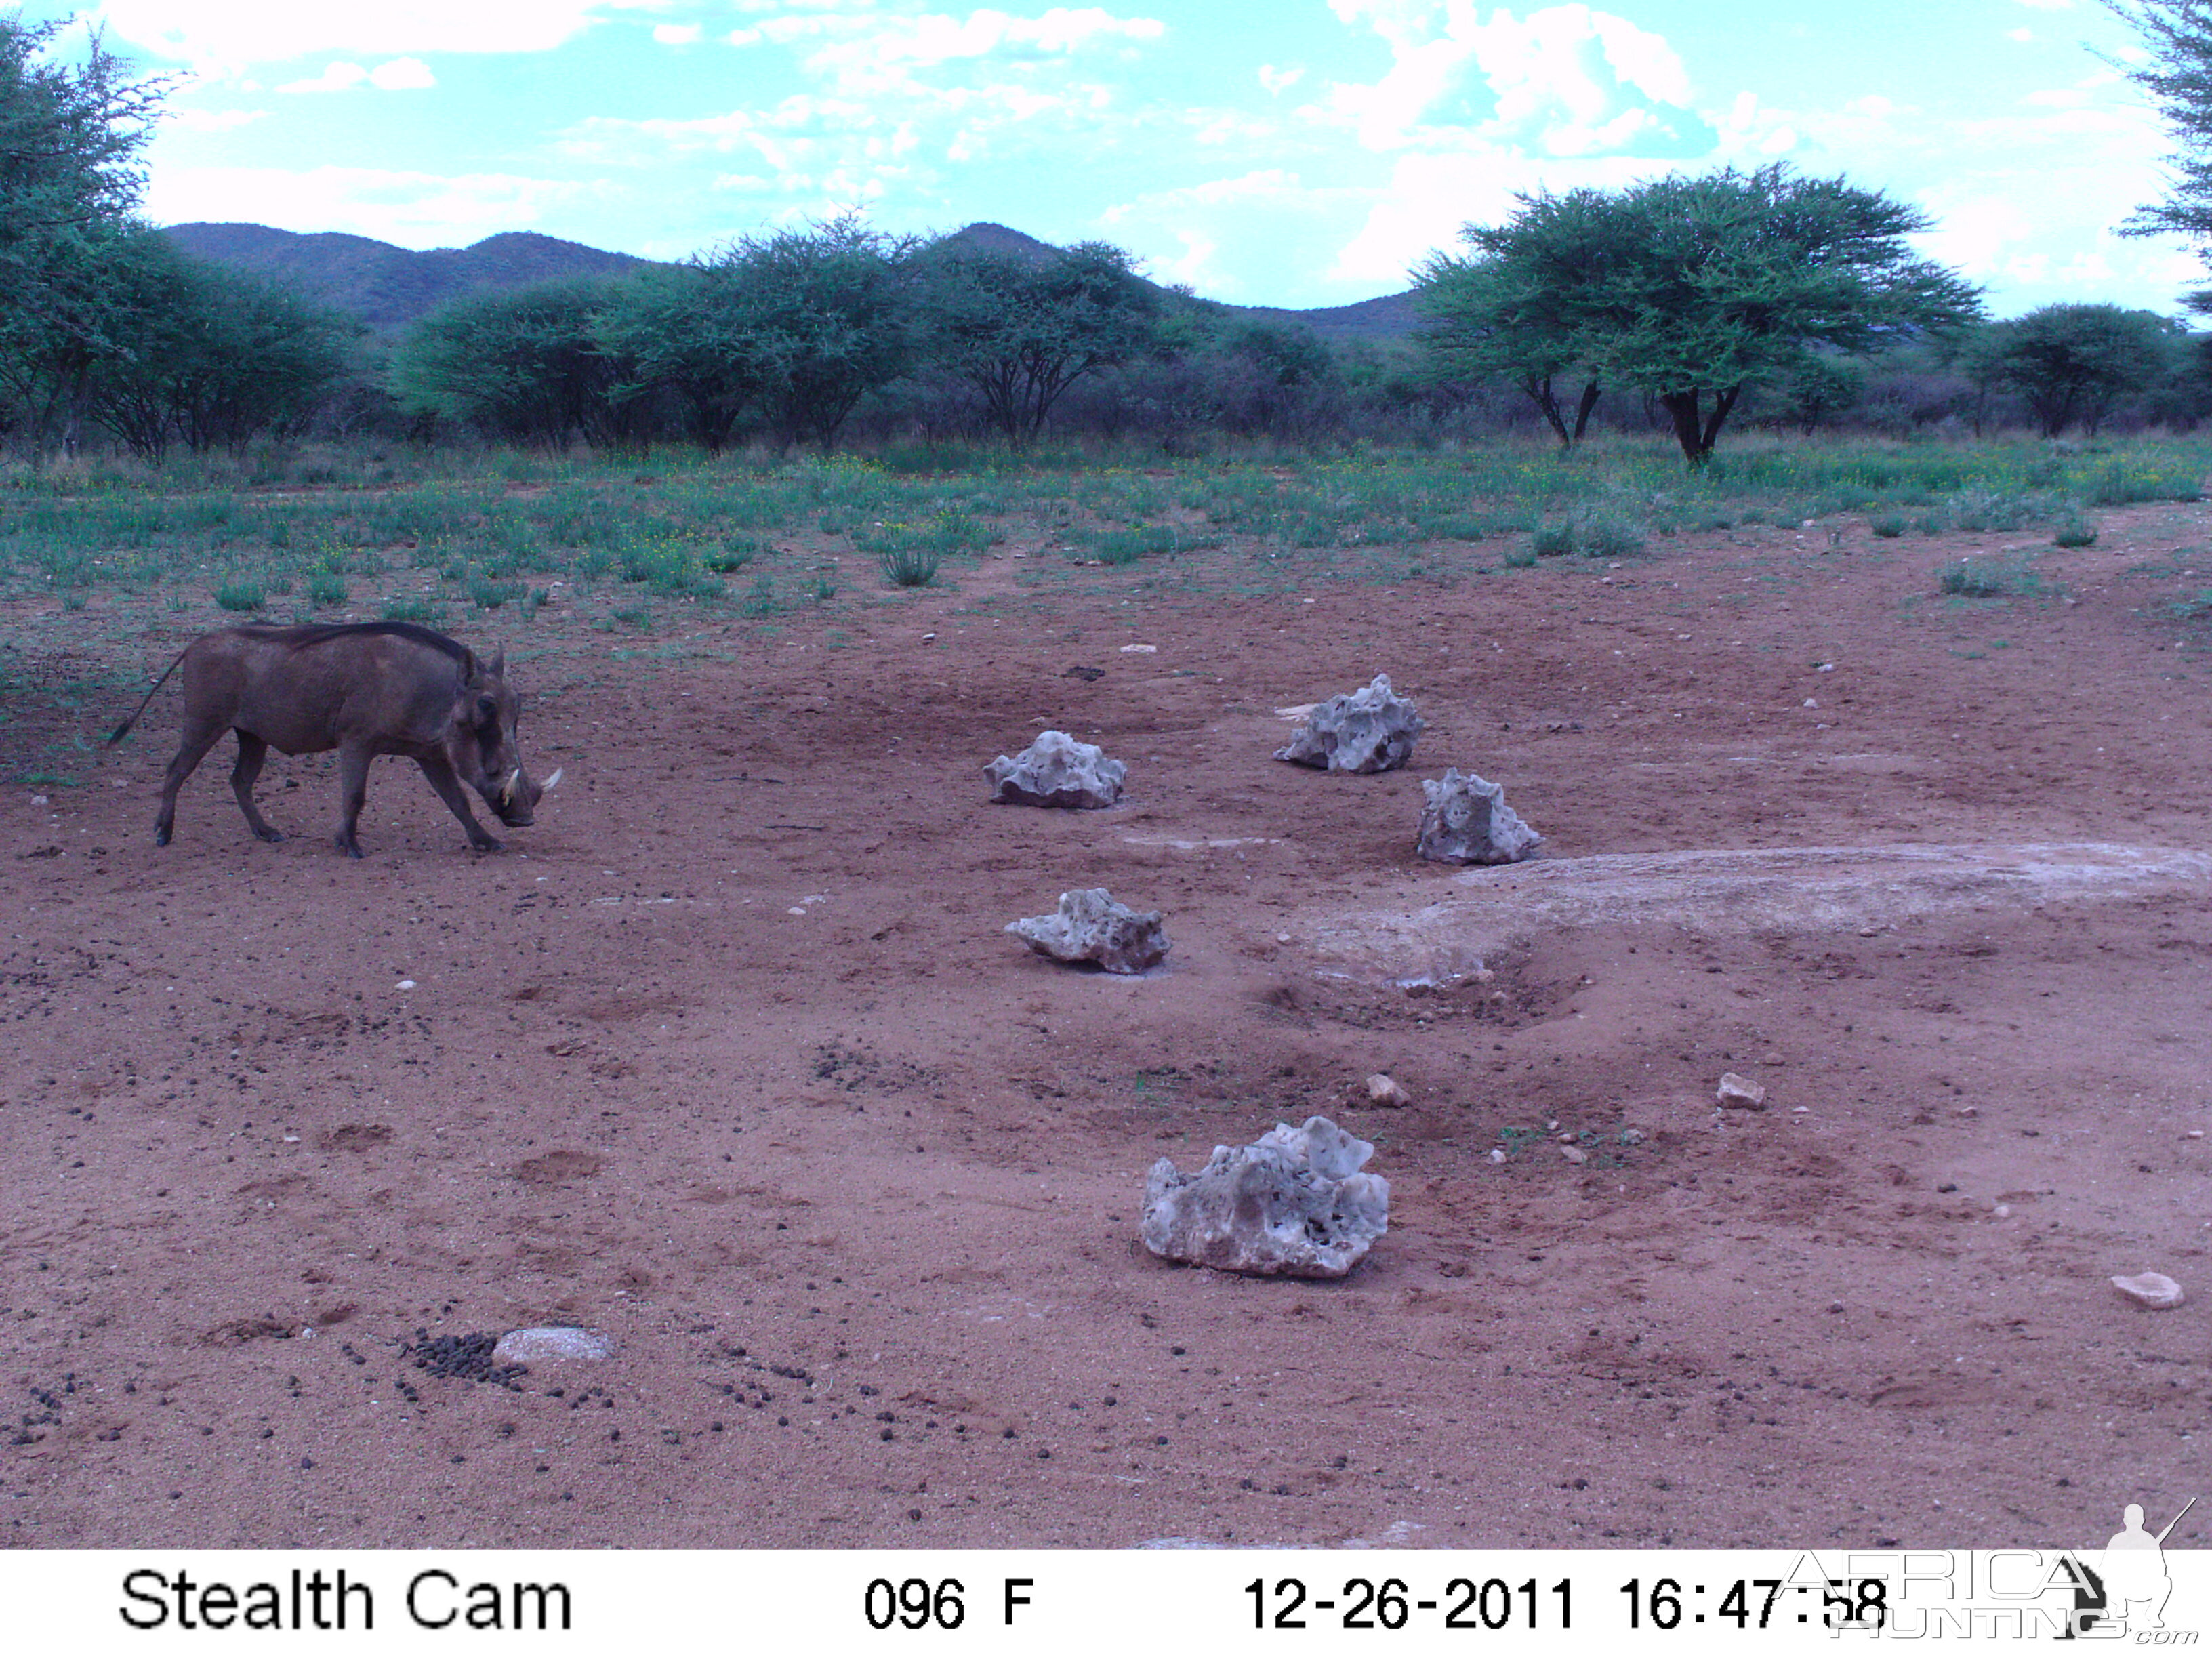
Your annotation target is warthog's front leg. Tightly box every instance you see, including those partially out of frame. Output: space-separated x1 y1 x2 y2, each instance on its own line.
333 741 373 859
229 730 283 843
414 752 504 852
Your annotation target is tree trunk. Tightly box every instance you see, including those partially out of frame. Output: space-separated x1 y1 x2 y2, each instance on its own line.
1570 379 1601 442
1517 374 1570 447
1658 390 1706 466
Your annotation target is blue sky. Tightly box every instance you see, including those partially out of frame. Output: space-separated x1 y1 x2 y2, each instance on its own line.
23 0 2206 315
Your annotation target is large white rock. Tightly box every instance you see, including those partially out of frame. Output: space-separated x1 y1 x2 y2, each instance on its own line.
1275 674 1423 774
1142 1116 1389 1279
986 729 1126 808
1416 769 1542 865
1008 888 1168 974
2110 1272 2185 1310
491 1326 615 1366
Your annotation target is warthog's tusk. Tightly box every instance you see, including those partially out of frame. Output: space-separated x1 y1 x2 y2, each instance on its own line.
499 769 520 803
544 768 562 790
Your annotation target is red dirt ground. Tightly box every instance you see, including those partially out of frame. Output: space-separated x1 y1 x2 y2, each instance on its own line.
2 504 2207 1550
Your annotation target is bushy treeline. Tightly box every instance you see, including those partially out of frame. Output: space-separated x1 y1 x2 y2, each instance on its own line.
6 16 2211 468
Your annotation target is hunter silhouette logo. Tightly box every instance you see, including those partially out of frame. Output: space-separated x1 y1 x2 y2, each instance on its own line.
2093 1498 2196 1635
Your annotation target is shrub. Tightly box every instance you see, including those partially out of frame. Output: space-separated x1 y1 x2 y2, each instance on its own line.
1940 555 2056 599
878 542 940 586
381 596 440 623
705 537 758 574
1576 511 1647 559
306 572 348 606
1869 512 1907 539
2051 512 2098 548
214 579 264 612
1530 521 1576 558
1080 525 1176 565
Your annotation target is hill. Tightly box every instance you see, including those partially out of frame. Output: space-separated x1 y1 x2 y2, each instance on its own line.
160 224 658 331
159 220 1423 342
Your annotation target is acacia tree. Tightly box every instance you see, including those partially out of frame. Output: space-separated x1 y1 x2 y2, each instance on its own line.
1423 165 1982 466
917 239 1156 445
391 278 642 449
2106 3 2212 268
1957 304 2179 436
0 14 172 457
1414 190 1613 447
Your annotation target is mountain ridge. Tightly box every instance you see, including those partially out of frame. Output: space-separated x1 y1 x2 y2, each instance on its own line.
159 220 1422 342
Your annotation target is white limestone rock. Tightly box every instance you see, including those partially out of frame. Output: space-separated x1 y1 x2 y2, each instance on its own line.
1141 1115 1389 1279
1416 769 1542 865
986 729 1126 809
492 1326 615 1366
1275 674 1423 774
1008 888 1168 974
2110 1272 2185 1310
1715 1072 1767 1111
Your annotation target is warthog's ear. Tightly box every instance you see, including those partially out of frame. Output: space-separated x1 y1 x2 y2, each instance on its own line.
487 648 506 680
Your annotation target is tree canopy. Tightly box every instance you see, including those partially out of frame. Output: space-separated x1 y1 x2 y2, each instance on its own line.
1957 303 2182 436
2106 1 2212 264
1418 164 1984 464
916 240 1158 445
0 13 173 457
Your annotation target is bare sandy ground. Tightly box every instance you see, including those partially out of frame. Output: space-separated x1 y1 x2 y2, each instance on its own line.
3 502 2207 1549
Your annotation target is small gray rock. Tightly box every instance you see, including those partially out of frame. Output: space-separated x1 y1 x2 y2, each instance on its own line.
1142 1115 1389 1279
986 729 1126 808
492 1326 615 1366
1008 888 1168 974
1416 768 1542 865
1275 674 1423 773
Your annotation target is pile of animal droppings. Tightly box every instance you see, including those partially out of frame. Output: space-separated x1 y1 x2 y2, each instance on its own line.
402 1330 529 1389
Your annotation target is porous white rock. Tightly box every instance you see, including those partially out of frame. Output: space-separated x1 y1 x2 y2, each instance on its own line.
1364 1073 1412 1108
1416 769 1542 865
2110 1272 2185 1310
492 1326 615 1366
985 729 1126 809
1141 1115 1389 1279
1275 674 1423 774
1715 1072 1767 1110
1008 888 1168 974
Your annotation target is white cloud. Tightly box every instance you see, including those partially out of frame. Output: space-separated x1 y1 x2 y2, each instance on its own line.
2008 28 2036 43
276 57 437 94
2012 0 2072 9
1258 64 1305 96
1327 3 1710 158
276 62 371 94
653 22 704 45
371 58 438 89
146 164 594 245
91 0 647 69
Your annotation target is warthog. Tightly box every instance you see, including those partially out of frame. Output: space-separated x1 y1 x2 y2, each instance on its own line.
108 621 560 858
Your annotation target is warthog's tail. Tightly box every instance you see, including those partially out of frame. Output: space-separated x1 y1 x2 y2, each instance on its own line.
106 648 190 745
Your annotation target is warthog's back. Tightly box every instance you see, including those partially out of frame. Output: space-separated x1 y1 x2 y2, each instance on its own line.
202 622 482 755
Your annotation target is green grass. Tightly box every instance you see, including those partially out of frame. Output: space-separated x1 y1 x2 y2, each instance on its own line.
1 433 2203 633
1939 554 2060 600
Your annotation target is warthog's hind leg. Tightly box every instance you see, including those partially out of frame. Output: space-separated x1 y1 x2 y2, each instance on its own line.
333 743 373 859
229 730 283 843
414 753 504 852
154 714 228 846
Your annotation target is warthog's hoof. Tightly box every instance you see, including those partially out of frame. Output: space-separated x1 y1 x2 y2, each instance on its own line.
335 835 363 859
470 834 506 853
154 825 171 847
254 827 284 844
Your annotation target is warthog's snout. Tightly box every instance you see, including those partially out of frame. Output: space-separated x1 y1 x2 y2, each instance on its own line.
491 765 559 827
